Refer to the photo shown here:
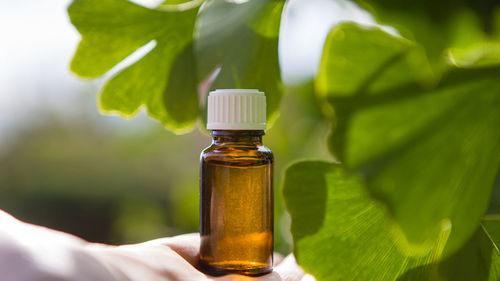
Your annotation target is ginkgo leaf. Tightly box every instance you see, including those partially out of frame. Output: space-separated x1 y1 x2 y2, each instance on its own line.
482 216 500 249
355 0 500 69
195 0 285 124
283 161 500 281
400 219 500 281
68 0 200 131
316 22 500 257
69 0 285 131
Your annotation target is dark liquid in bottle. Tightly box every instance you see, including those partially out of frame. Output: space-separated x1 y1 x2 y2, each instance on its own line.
200 158 273 276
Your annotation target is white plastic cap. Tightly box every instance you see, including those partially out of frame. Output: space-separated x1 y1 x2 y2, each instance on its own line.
207 89 266 130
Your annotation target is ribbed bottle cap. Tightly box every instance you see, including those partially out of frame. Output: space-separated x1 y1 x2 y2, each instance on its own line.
207 89 266 130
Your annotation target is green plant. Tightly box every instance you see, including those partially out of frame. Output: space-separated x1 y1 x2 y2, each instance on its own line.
69 0 500 280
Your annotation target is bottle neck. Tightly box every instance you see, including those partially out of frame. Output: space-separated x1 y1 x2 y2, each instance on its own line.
211 130 264 145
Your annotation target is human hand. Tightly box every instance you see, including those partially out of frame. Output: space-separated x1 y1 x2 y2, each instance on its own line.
0 210 314 281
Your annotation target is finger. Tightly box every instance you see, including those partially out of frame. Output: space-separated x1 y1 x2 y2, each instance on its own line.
144 233 200 266
104 237 208 281
148 235 283 270
301 274 317 281
144 234 291 281
273 252 284 266
144 233 200 249
273 254 306 281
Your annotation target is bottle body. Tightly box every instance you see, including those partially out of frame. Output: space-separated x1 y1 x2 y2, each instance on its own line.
199 130 273 276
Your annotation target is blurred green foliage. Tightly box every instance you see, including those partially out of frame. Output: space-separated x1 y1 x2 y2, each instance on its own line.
355 0 500 69
0 112 207 243
0 85 330 253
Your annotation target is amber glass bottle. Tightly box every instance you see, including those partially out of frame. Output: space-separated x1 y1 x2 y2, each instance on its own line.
199 89 273 276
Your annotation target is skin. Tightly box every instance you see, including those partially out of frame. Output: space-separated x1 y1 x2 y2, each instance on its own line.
0 210 314 281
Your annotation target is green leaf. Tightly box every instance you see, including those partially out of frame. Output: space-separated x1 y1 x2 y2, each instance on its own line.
195 0 284 123
317 23 500 257
448 42 500 69
445 9 500 68
283 161 500 281
483 216 500 249
400 221 500 281
68 0 200 131
355 0 500 69
315 23 434 99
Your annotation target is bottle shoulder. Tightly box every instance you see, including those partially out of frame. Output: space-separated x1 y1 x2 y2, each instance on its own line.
201 143 273 165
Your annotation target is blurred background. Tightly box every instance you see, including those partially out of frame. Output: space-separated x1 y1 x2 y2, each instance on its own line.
0 0 377 253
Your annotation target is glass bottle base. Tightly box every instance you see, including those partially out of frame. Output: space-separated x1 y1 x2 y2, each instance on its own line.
199 260 272 277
